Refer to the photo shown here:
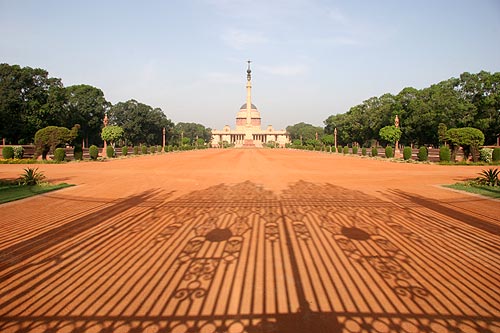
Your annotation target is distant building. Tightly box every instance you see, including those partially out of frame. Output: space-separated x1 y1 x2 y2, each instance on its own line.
211 62 290 148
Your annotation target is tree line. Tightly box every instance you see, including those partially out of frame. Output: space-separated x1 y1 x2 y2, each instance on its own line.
323 71 500 147
0 63 211 147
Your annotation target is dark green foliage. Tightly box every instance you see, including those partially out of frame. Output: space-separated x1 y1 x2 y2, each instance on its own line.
34 125 78 160
106 146 115 158
73 145 83 160
362 147 367 156
385 146 393 158
13 146 24 159
141 146 148 154
403 146 412 160
439 146 451 162
54 148 66 162
133 146 139 155
286 122 324 142
371 147 378 157
150 146 156 153
417 146 428 161
379 126 402 144
477 168 499 186
157 145 162 153
2 146 14 159
337 146 342 153
446 127 485 162
352 146 358 155
19 167 45 185
343 146 349 154
493 148 500 162
122 146 128 156
89 145 99 160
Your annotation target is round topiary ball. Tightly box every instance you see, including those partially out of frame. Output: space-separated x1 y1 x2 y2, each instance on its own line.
54 147 66 162
2 146 14 159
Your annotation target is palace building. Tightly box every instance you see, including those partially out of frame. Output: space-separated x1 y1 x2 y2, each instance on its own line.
211 62 290 148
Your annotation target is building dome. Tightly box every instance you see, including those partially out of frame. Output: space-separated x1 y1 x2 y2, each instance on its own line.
240 103 258 110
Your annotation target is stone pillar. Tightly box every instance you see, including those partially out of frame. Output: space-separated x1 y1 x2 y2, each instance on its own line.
162 127 166 149
102 113 108 158
394 115 401 158
334 128 337 150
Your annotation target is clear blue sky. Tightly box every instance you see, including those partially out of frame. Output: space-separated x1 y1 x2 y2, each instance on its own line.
1 0 499 130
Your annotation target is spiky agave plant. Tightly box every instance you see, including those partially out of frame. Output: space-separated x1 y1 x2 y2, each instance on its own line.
19 167 46 186
478 168 499 186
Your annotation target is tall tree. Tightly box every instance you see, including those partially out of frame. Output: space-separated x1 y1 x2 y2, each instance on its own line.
286 122 323 142
174 122 212 145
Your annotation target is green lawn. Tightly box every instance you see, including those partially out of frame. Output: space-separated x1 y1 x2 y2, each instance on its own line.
0 183 74 204
444 183 500 199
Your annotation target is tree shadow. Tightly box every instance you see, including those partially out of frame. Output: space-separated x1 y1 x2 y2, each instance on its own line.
0 181 498 333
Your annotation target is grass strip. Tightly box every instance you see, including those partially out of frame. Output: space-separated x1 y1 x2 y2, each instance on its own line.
444 183 500 199
0 183 74 204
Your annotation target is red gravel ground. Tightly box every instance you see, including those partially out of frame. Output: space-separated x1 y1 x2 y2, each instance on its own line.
0 149 499 333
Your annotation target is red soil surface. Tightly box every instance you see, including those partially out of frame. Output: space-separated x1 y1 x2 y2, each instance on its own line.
0 149 499 332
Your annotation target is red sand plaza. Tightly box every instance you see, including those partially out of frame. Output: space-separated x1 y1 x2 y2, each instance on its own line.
0 149 499 333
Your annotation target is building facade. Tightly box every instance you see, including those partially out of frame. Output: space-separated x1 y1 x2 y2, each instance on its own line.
211 62 290 148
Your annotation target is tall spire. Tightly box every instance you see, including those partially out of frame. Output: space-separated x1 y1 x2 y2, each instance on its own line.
246 60 252 125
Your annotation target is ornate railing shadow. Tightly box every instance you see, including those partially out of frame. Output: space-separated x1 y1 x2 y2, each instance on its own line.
0 181 498 332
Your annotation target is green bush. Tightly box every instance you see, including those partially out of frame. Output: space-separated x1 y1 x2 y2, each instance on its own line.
122 146 128 156
141 146 148 154
89 145 99 160
417 146 428 161
493 148 500 162
385 146 393 158
403 146 412 160
2 146 14 159
371 147 378 157
157 145 162 153
19 167 45 185
337 146 342 153
361 147 367 156
343 146 349 154
13 146 24 159
439 146 451 162
133 146 139 155
479 148 493 163
106 146 115 158
150 146 157 153
73 145 83 160
54 148 66 162
352 146 358 155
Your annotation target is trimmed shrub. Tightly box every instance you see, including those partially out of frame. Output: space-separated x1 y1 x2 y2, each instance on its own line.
361 147 367 156
133 146 139 155
106 146 115 158
493 148 500 162
343 146 349 154
385 146 393 158
54 148 66 162
2 146 14 159
73 145 83 160
439 146 451 162
337 146 342 153
157 145 162 153
352 146 358 155
89 145 99 160
13 146 24 159
141 146 148 154
122 146 128 156
151 146 157 153
371 147 378 157
403 146 412 160
417 146 428 161
479 148 493 163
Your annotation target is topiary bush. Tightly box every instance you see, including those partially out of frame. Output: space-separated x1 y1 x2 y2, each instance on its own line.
157 145 162 153
371 147 378 157
122 146 128 156
417 146 428 161
133 146 139 155
73 145 83 160
362 147 367 156
403 146 412 160
141 146 148 154
493 148 500 162
89 145 99 160
150 146 157 153
106 146 115 158
479 148 493 163
2 146 14 159
439 146 451 162
13 146 24 159
337 146 342 153
385 146 393 158
352 146 358 155
343 146 349 154
54 148 66 162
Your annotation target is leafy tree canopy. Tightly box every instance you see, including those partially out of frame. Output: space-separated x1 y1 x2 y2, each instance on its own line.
174 122 212 145
379 126 402 145
34 125 79 160
286 122 323 142
101 125 124 145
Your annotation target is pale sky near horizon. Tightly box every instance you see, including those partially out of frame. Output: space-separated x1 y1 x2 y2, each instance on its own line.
1 0 499 130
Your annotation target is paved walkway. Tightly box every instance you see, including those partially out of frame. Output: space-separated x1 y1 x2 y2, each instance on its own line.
0 149 499 332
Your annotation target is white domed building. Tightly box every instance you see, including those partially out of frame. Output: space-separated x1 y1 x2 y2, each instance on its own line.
211 62 290 148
